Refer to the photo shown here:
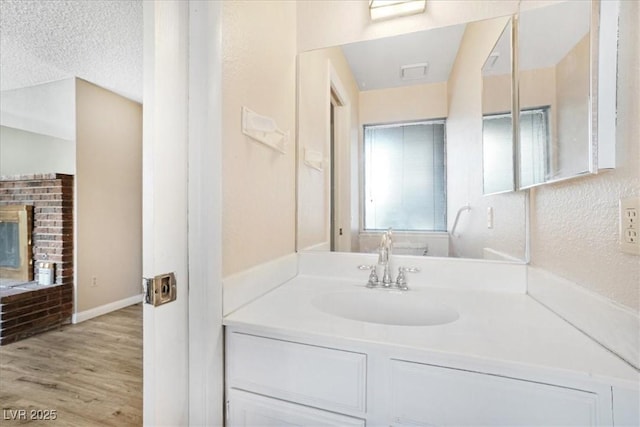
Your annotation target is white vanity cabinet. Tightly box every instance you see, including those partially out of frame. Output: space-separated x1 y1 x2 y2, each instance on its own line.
390 360 609 426
226 328 622 427
227 389 364 427
226 331 367 426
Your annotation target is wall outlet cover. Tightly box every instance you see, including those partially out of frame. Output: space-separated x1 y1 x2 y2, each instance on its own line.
620 197 640 255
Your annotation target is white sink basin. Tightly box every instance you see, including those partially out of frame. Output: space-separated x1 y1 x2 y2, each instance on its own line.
312 289 459 326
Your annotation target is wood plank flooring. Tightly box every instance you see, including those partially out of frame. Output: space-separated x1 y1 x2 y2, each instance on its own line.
0 304 142 426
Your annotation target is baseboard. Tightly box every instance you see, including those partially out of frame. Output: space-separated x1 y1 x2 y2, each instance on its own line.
527 266 639 370
223 253 298 316
72 294 143 324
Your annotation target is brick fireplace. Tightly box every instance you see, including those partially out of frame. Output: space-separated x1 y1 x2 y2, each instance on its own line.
0 173 74 345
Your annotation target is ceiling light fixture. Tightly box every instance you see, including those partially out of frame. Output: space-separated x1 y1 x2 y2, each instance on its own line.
369 0 427 21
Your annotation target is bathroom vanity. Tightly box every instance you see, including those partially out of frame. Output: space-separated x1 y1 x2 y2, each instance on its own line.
223 253 639 426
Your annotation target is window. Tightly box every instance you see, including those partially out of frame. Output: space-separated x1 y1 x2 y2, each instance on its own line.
363 120 446 231
519 107 550 188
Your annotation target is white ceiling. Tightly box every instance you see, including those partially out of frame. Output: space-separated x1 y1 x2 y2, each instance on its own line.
342 1 590 90
0 0 143 102
341 23 467 91
518 1 590 71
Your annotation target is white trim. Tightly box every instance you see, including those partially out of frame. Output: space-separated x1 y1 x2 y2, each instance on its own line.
187 1 224 426
597 0 619 170
527 266 639 369
329 61 353 252
72 293 142 324
223 253 298 316
301 241 331 252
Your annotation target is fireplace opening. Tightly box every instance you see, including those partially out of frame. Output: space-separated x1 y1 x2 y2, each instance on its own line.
0 205 34 282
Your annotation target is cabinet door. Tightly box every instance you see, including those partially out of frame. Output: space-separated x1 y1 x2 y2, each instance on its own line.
391 360 611 426
227 389 365 427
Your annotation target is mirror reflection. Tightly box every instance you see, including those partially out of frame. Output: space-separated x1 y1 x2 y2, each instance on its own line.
481 20 514 195
297 16 528 262
518 1 593 188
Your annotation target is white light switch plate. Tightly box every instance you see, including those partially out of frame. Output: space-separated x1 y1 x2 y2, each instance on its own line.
620 197 640 255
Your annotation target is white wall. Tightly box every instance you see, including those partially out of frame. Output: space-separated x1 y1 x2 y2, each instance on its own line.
0 78 76 176
0 125 75 175
0 78 75 140
530 0 640 311
75 78 142 313
222 0 297 276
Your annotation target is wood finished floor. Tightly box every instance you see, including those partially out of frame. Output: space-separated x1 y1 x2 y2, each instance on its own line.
0 304 142 426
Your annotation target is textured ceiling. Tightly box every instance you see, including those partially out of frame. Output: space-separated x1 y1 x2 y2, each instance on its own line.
0 0 142 102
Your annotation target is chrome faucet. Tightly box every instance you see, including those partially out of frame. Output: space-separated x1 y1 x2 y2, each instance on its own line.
379 228 393 287
358 228 420 291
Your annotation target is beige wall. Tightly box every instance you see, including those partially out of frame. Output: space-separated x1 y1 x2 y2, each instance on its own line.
75 78 142 312
530 0 640 311
0 125 75 175
359 82 448 125
297 0 519 53
555 34 590 177
297 46 360 251
222 1 297 276
447 17 527 260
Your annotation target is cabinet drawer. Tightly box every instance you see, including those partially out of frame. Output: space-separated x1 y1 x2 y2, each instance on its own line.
227 332 367 413
391 359 606 426
228 389 365 427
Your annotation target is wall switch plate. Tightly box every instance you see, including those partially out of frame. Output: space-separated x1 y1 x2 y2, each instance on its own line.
620 197 639 255
487 207 494 229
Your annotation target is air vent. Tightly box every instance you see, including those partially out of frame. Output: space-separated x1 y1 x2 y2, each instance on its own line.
400 62 429 81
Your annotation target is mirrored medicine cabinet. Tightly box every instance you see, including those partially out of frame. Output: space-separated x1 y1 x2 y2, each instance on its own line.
482 0 619 194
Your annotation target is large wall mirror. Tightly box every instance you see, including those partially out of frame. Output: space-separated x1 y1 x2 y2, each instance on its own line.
296 15 528 263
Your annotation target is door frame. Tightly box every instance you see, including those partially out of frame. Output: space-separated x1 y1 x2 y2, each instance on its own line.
143 1 223 425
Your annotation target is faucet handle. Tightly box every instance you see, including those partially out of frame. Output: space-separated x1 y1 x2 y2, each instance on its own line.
358 265 379 288
396 266 420 291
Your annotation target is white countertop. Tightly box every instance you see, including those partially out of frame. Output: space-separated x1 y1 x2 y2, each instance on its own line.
224 275 639 387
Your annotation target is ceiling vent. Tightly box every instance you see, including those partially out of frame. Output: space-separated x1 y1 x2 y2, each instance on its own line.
400 62 429 81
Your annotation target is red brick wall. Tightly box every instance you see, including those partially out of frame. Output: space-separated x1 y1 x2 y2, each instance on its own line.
0 173 74 286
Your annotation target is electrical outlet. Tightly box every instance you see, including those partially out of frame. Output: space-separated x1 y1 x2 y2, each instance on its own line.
620 197 640 255
91 276 98 287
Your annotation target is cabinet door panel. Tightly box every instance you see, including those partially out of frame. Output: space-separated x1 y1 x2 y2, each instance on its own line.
391 360 607 426
227 389 365 427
